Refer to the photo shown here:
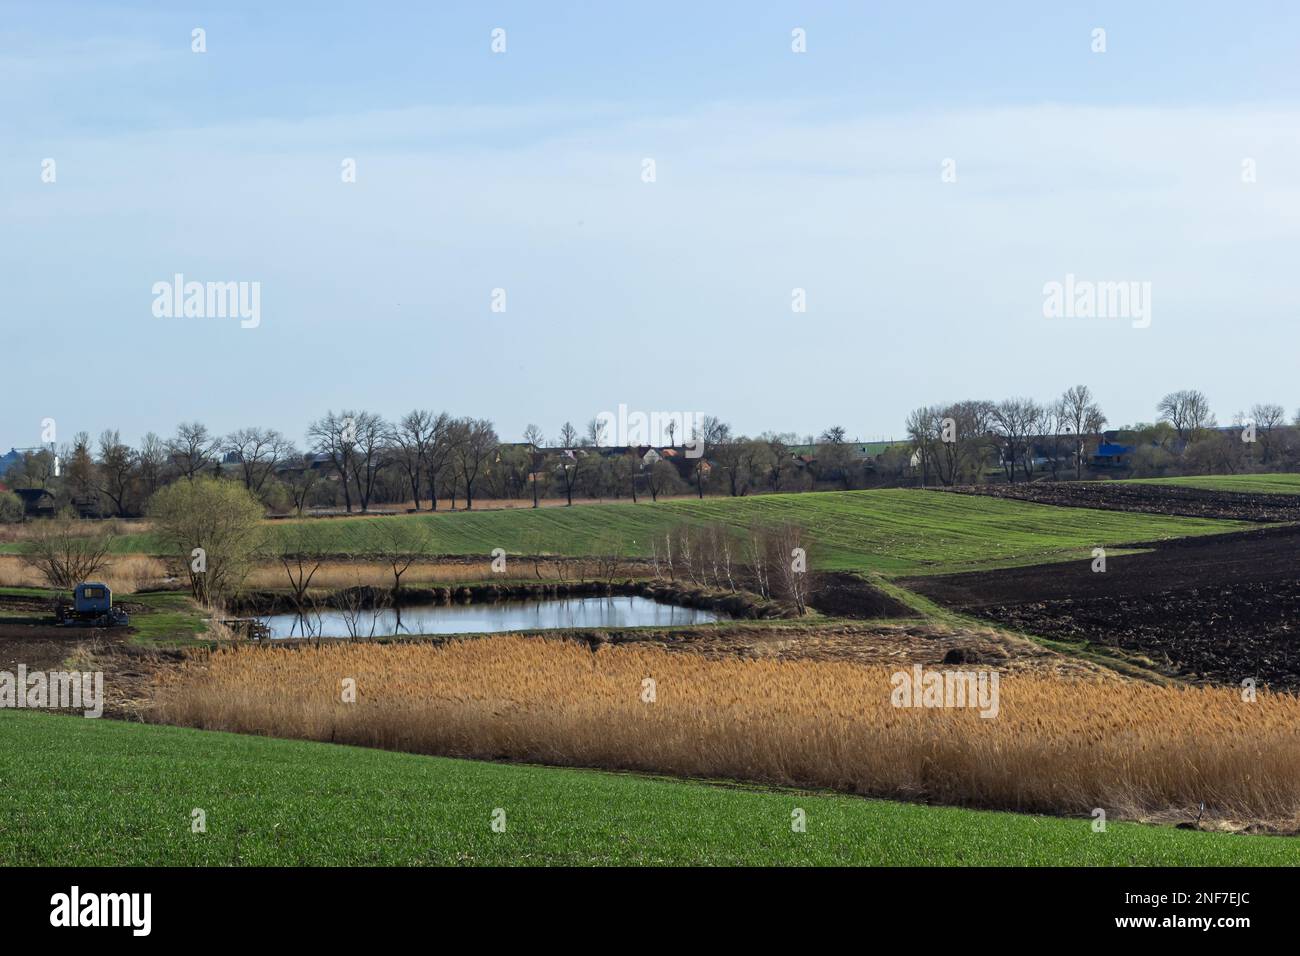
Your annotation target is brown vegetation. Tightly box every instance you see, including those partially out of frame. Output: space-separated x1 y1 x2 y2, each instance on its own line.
151 637 1300 826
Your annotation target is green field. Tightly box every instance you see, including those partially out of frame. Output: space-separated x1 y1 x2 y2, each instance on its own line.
1128 474 1300 495
0 711 1291 866
267 489 1245 574
24 488 1244 576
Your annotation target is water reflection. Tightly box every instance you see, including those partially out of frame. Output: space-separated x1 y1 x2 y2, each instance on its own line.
259 595 724 640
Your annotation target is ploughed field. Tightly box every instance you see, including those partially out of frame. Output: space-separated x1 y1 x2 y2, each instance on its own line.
943 480 1300 522
906 524 1300 690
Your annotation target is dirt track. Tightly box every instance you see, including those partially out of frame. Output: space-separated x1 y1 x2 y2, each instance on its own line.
942 481 1300 522
906 524 1300 689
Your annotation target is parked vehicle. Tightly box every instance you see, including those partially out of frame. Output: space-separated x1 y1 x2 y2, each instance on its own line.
57 582 130 627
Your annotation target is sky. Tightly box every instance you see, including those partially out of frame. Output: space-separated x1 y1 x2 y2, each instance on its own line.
3 1 1299 451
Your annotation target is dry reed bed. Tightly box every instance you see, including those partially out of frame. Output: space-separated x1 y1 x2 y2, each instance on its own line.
152 637 1300 824
0 553 168 594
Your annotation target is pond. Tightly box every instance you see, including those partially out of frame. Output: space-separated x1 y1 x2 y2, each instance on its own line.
258 595 727 639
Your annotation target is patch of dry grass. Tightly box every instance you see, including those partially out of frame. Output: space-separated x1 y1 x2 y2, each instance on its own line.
0 553 168 593
0 517 150 545
151 637 1300 825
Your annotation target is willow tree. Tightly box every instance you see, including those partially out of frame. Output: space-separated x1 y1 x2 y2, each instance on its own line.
148 477 265 606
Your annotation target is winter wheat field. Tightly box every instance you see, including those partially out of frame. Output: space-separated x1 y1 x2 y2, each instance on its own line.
2 0 1297 940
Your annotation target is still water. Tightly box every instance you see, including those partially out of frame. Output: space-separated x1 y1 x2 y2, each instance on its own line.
258 595 725 639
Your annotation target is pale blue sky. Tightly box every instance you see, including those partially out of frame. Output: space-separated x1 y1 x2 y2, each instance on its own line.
3 1 1299 449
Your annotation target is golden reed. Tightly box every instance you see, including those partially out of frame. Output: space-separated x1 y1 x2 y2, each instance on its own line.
152 636 1300 824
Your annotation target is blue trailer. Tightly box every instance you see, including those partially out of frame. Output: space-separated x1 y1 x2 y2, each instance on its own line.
58 582 130 627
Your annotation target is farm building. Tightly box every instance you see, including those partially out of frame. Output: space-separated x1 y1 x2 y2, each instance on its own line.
1092 442 1135 469
14 487 56 518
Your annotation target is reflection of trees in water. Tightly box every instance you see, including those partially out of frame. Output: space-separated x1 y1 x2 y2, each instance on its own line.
267 597 715 640
393 605 418 636
283 611 322 639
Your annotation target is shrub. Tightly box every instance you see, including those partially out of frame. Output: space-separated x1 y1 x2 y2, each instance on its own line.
148 477 265 606
0 491 23 524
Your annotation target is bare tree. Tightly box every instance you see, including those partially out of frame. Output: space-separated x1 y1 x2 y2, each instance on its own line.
273 522 324 632
1034 401 1057 480
64 433 97 510
689 416 727 498
905 407 942 487
769 522 813 614
815 426 857 490
225 427 292 494
307 411 357 513
742 524 770 598
930 400 995 486
20 513 115 594
760 432 795 491
283 451 320 515
389 410 444 511
1157 390 1215 442
371 518 432 600
137 432 169 496
343 412 389 513
96 430 136 516
424 414 458 510
555 422 581 506
1249 402 1285 464
169 422 220 481
585 417 609 447
336 570 389 642
646 458 679 502
522 425 546 508
449 417 498 510
1060 385 1107 479
991 398 1044 483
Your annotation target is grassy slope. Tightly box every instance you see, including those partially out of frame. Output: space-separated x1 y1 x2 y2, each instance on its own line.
1128 474 1300 495
0 711 1291 866
43 488 1243 576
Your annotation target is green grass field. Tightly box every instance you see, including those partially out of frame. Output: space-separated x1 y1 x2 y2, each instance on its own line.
1128 474 1300 495
28 488 1243 576
0 711 1291 866
274 489 1246 574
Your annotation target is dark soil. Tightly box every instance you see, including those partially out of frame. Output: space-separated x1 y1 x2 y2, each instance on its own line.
808 572 917 619
905 524 1300 689
0 621 132 672
941 481 1300 522
0 593 137 671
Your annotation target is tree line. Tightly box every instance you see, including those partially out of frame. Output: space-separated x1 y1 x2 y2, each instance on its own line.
904 386 1300 485
4 385 1300 521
